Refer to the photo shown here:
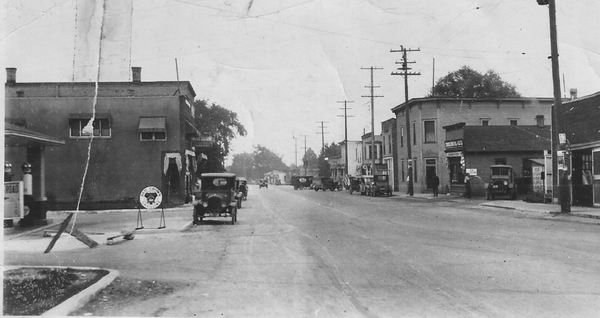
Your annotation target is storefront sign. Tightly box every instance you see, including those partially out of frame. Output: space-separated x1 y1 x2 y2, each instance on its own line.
466 168 477 176
445 139 463 151
139 186 163 209
4 181 24 219
446 151 462 158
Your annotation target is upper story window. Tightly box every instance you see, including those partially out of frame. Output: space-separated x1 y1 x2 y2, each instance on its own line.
509 119 518 126
412 122 417 145
69 118 111 138
536 115 545 127
481 118 490 126
424 120 436 143
400 127 404 147
139 117 167 141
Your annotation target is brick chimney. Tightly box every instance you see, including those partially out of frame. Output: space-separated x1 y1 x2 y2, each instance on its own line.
132 67 141 83
569 88 577 100
6 68 16 84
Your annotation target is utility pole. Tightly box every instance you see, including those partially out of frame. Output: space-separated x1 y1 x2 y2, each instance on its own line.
361 66 384 175
316 121 329 152
391 46 420 196
337 100 354 176
302 135 308 176
293 135 298 172
537 0 569 212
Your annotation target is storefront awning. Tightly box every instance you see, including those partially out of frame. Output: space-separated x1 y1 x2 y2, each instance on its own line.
138 117 166 132
5 124 65 146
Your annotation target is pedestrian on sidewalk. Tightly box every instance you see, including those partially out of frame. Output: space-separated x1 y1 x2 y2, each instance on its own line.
464 173 472 198
432 174 440 197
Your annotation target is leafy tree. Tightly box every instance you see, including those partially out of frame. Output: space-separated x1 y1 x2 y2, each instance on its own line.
252 145 288 178
229 152 255 179
301 148 318 172
318 142 341 177
193 100 246 172
430 66 520 98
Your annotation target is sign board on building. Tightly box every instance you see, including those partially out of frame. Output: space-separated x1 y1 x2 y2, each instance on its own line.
4 181 24 219
532 165 544 193
446 151 462 158
139 186 163 209
466 168 477 176
444 139 463 151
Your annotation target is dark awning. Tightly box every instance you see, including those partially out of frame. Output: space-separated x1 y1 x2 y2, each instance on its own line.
4 124 65 146
138 117 166 132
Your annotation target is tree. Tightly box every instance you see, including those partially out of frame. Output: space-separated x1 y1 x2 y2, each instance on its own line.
318 142 341 177
430 66 520 98
228 152 254 179
252 145 288 178
301 148 318 173
194 100 246 172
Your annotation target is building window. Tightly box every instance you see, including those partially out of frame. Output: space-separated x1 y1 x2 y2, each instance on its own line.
509 119 518 126
536 115 545 126
413 157 418 183
400 127 404 147
141 132 166 141
401 159 405 182
481 118 490 126
424 120 435 143
139 117 167 141
412 122 416 145
69 118 111 138
495 158 507 165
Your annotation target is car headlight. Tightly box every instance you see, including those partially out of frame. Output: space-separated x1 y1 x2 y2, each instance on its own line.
503 181 508 186
202 202 208 208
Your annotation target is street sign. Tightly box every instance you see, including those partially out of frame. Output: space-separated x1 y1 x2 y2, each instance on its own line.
139 186 163 209
4 181 24 219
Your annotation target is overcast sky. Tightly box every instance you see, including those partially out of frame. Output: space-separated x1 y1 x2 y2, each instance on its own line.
2 0 599 165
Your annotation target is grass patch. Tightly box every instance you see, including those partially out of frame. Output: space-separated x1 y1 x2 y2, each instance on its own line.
3 267 108 316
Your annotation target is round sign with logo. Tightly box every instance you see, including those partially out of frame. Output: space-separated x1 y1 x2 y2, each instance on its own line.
139 186 162 209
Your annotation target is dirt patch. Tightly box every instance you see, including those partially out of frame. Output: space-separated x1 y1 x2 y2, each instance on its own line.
72 277 179 316
3 267 108 316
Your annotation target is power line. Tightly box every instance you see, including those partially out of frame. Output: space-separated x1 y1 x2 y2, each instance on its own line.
391 46 420 196
337 100 354 176
361 66 384 175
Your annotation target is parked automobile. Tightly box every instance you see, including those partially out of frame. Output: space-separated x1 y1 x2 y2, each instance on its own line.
291 175 313 190
193 173 238 225
259 179 269 188
359 175 374 196
235 177 248 208
486 165 517 200
372 174 392 196
313 177 337 191
348 176 361 194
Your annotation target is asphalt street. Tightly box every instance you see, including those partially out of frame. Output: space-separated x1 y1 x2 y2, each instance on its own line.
5 185 600 317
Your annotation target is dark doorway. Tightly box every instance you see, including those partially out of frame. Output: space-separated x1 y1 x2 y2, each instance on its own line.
572 150 593 206
425 158 437 189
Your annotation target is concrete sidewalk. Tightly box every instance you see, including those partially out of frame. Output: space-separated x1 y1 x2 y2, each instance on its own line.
480 200 600 220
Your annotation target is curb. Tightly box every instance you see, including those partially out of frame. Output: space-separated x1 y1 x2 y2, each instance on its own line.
49 205 193 215
481 203 600 220
41 266 119 316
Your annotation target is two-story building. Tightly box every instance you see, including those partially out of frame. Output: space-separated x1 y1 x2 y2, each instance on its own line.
360 132 384 175
381 118 398 191
391 97 554 194
5 67 201 210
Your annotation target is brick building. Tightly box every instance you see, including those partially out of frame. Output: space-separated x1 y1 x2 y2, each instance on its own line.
391 97 554 194
4 67 201 209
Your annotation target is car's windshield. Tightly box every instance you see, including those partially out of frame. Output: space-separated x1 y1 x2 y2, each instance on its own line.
375 175 388 182
491 167 511 176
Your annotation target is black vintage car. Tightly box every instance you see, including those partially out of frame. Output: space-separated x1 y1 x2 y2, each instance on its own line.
193 173 238 225
372 174 392 197
291 175 313 190
259 179 269 188
348 176 361 194
486 165 517 200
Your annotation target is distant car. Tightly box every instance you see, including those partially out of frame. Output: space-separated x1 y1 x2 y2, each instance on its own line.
348 176 361 194
193 173 238 225
259 179 269 188
291 176 313 190
486 165 517 200
359 175 374 196
372 174 392 197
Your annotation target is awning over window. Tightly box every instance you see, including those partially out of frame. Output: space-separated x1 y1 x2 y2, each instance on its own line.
138 117 166 132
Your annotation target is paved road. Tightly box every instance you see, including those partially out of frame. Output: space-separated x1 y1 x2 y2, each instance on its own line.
5 185 600 317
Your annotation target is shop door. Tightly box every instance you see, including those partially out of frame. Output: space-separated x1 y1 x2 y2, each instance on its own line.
594 148 600 207
572 150 593 206
425 158 437 189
